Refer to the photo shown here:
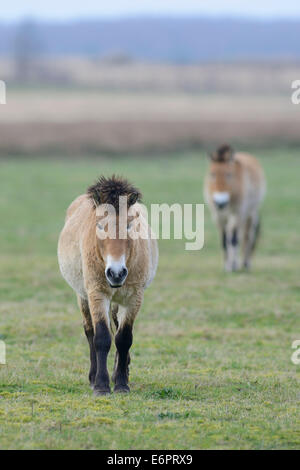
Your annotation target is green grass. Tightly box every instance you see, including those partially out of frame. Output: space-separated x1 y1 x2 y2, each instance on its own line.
0 150 299 450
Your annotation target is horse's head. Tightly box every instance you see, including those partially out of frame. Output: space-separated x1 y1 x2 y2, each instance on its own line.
88 176 142 288
208 145 236 210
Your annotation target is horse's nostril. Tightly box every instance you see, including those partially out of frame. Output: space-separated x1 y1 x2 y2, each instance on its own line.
216 201 228 210
106 267 128 285
120 268 128 279
106 268 114 279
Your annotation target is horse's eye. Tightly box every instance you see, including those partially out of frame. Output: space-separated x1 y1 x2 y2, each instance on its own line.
127 223 132 231
97 223 104 230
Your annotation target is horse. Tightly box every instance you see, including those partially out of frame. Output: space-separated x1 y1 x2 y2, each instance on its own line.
58 176 158 395
204 145 266 272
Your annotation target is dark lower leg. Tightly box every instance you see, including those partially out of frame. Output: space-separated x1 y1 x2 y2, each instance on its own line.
112 350 131 384
222 229 228 265
225 227 239 271
232 228 238 247
114 323 133 393
231 228 239 271
93 320 111 395
84 327 97 388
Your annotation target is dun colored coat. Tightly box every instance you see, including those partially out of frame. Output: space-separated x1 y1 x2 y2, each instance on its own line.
58 176 158 395
204 145 266 271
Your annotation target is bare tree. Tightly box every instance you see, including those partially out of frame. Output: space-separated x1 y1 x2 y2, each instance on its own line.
14 18 42 83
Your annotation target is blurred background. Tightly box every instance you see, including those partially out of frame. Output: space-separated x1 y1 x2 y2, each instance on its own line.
1 1 300 156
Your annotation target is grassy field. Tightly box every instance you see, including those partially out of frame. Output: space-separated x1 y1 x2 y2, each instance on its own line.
0 150 299 450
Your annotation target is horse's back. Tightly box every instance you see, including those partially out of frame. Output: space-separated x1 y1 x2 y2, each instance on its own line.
145 236 159 289
236 152 266 209
133 203 159 290
65 194 89 221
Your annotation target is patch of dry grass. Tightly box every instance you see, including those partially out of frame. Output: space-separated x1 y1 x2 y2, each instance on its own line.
0 91 300 154
0 59 299 154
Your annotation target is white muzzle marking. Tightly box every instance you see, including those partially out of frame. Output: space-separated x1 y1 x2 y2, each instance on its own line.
213 192 230 206
106 255 125 273
105 255 128 287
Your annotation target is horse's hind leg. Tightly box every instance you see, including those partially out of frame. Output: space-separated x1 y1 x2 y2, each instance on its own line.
220 226 228 269
112 305 131 386
243 213 260 270
112 351 131 386
77 295 97 389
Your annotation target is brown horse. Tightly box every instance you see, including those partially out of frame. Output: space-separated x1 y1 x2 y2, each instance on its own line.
204 145 266 271
58 176 158 395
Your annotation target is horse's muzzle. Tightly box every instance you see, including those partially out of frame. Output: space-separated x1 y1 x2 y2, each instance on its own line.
214 201 229 210
213 192 230 210
105 267 128 288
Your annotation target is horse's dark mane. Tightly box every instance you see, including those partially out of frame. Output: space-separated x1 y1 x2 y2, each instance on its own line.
87 175 142 211
212 144 234 162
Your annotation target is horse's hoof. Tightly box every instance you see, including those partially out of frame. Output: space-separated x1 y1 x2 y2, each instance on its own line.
93 387 111 396
243 262 250 272
114 385 130 394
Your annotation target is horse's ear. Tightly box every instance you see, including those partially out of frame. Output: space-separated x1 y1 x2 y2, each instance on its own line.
210 145 234 162
128 191 140 207
87 184 102 207
224 147 234 162
219 144 234 162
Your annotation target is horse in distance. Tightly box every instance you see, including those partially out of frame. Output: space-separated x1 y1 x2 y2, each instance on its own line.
204 145 266 272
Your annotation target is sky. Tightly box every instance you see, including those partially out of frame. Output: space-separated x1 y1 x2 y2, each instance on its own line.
2 0 300 21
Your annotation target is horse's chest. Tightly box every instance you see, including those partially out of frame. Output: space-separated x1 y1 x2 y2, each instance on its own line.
111 286 136 306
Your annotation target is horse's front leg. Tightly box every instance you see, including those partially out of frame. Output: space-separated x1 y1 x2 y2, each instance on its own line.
225 216 240 272
114 322 133 393
88 291 111 396
113 296 142 393
77 295 97 389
